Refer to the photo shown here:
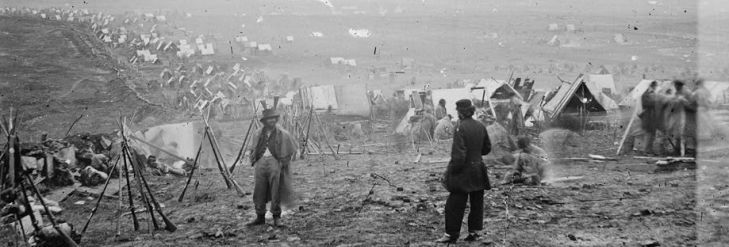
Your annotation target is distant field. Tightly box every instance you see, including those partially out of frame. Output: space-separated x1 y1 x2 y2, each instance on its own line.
2 0 705 95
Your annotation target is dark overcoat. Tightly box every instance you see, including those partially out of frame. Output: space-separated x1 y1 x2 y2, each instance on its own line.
443 117 492 193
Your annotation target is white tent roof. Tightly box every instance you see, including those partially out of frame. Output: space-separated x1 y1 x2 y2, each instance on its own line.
542 74 607 119
704 81 729 105
430 88 480 118
302 85 339 110
585 75 619 110
586 74 617 94
301 84 371 117
618 79 674 107
473 78 522 100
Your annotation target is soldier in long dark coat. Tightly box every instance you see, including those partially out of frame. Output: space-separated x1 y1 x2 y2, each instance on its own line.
436 99 492 243
246 99 298 227
640 81 660 155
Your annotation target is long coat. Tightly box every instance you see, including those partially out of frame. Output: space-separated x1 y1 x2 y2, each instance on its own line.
248 124 298 207
443 117 492 193
640 88 661 132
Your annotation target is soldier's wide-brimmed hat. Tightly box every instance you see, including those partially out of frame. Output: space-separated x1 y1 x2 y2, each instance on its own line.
259 96 281 121
260 108 280 120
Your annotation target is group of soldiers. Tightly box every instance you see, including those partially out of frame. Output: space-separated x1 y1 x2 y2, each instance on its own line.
638 79 712 156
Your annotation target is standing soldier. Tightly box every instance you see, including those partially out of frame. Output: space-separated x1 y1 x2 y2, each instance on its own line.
246 97 298 227
639 81 660 155
437 99 492 243
435 99 448 120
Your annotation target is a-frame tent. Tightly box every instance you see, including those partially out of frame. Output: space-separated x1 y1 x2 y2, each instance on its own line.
541 74 607 121
130 121 246 169
703 81 729 106
473 78 523 101
618 79 674 108
299 84 372 117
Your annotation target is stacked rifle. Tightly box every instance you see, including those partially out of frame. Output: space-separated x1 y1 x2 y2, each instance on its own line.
78 116 176 243
178 105 245 202
1 108 80 246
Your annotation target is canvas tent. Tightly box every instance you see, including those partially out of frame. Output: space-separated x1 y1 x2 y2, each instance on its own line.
430 88 478 118
301 85 338 110
542 74 607 120
395 108 416 134
472 78 523 101
703 81 729 105
131 121 249 169
585 74 619 110
335 84 370 116
618 79 674 107
586 74 617 95
300 84 371 117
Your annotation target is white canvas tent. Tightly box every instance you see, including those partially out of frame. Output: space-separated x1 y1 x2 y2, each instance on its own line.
704 81 729 105
585 74 619 110
300 84 371 117
542 74 608 120
430 88 480 118
395 108 416 134
586 74 617 94
131 121 249 169
335 84 370 116
618 79 674 107
257 44 273 51
472 78 523 100
200 43 215 55
301 85 339 110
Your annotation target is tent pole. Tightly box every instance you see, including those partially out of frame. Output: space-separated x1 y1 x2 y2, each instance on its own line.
313 111 340 160
616 105 640 155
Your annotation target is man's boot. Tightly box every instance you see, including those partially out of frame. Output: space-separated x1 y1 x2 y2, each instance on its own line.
273 216 284 227
246 214 265 226
434 233 457 243
464 231 481 242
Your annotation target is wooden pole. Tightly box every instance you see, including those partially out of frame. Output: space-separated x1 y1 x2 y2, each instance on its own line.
205 127 246 196
313 111 340 160
300 107 314 159
230 114 257 173
115 158 123 237
616 105 640 155
178 131 207 202
201 118 232 189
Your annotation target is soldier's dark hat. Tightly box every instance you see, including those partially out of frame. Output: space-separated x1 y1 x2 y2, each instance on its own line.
260 108 280 120
455 99 472 110
259 96 281 121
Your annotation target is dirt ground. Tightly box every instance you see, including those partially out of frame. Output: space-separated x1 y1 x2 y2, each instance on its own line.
55 128 696 247
1 1 727 246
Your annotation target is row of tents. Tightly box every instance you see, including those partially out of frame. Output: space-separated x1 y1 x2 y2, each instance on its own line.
396 72 729 134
